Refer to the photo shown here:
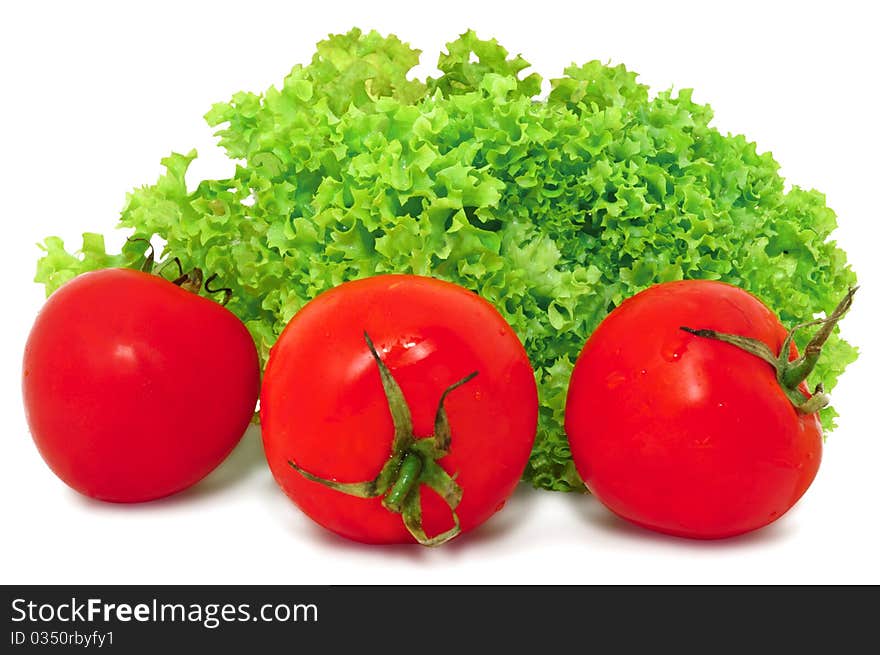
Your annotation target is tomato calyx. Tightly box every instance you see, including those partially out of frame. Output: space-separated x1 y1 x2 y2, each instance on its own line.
288 332 478 547
169 262 233 306
126 237 233 305
681 287 857 414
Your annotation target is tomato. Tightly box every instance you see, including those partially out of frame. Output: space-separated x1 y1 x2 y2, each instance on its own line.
22 268 260 502
260 274 538 546
565 280 853 539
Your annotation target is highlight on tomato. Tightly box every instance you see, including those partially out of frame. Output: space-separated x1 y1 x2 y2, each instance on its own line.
260 274 539 546
565 280 855 540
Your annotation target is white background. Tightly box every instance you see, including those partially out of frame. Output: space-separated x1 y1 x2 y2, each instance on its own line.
2 1 878 584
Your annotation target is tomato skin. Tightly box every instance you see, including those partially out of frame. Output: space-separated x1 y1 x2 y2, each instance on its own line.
260 274 538 544
22 268 260 502
565 280 822 539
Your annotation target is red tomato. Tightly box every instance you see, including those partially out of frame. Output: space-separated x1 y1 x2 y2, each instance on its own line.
22 268 260 502
260 274 538 545
565 280 830 539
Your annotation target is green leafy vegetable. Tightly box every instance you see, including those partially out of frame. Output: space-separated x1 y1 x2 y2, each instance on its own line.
36 28 857 491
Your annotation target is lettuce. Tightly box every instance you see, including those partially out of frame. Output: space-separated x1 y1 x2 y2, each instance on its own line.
36 28 857 491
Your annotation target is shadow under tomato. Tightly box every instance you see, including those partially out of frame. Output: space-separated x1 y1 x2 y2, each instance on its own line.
445 483 539 552
67 423 270 510
562 489 798 548
181 424 269 500
268 480 539 558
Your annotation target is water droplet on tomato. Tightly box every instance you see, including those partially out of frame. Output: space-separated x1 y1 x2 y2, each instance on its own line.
605 371 626 389
661 334 690 363
639 368 647 376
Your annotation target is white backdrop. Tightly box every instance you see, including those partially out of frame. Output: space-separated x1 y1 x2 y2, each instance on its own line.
2 0 878 584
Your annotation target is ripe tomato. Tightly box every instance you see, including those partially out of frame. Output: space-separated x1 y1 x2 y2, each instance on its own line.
22 268 260 502
565 280 851 539
260 274 538 546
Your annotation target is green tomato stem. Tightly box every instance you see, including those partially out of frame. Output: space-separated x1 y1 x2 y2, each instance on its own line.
680 287 857 415
288 332 478 546
779 287 857 389
383 454 423 514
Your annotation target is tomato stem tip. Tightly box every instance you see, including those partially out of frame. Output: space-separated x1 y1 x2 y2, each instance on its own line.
125 236 156 273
